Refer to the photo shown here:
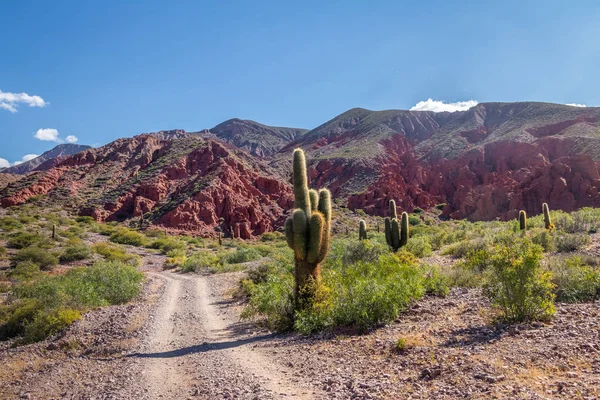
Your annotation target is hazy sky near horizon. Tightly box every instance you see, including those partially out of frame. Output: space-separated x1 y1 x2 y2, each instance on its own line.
1 0 599 165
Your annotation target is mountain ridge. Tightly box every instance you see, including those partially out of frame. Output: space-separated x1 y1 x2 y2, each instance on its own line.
2 101 600 236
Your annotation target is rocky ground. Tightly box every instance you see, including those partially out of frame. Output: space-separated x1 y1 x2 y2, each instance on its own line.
1 237 599 399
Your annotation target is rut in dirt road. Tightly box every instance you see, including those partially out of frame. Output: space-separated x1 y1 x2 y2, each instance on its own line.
131 271 320 400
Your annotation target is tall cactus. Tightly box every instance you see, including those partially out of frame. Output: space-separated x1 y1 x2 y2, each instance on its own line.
385 200 409 251
519 210 527 231
359 220 367 240
542 203 553 230
52 224 56 240
285 149 331 306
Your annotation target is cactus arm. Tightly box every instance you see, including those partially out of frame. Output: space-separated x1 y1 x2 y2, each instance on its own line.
389 200 397 220
285 217 294 249
292 209 308 260
384 217 392 246
309 189 319 212
293 149 311 218
359 219 367 240
315 189 331 263
400 212 409 247
391 218 401 250
307 212 325 263
519 210 527 231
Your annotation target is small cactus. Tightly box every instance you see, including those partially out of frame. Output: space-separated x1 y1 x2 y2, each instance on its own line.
519 210 527 231
218 231 222 246
385 200 409 251
542 203 553 230
359 220 367 240
52 224 56 240
285 148 332 306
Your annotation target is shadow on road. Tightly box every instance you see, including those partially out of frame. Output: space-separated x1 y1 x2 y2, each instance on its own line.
127 333 275 359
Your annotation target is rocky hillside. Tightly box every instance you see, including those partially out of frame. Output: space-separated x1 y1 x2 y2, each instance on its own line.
0 135 292 238
1 101 599 235
4 144 91 174
276 102 600 221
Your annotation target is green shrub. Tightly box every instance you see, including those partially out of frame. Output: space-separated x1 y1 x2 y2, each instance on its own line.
75 216 95 224
529 228 556 252
0 217 23 232
408 215 421 226
241 273 295 331
13 247 59 269
554 233 591 252
483 240 555 322
405 236 432 258
181 251 220 272
150 236 186 254
221 247 262 264
441 238 488 258
9 261 42 281
7 232 45 249
92 242 141 266
96 224 118 236
1 261 142 343
110 228 149 247
548 255 600 302
59 245 92 263
260 232 285 242
336 239 387 267
422 264 450 296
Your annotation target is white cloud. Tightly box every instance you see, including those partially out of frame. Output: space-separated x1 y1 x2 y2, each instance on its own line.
566 103 587 107
0 89 48 113
65 135 78 143
34 128 61 142
18 154 39 164
410 98 478 112
0 158 10 168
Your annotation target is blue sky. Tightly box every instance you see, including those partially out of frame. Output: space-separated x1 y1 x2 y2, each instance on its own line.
1 0 599 166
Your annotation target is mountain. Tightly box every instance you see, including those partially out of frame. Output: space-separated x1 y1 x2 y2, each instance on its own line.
277 102 600 221
197 119 308 157
4 144 92 174
0 134 291 238
1 102 600 235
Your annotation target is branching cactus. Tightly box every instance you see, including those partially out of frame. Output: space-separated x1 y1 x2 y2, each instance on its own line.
542 203 553 230
359 220 367 240
519 210 527 231
285 149 331 305
384 200 409 251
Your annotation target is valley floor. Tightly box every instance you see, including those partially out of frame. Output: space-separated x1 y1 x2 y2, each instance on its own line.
1 236 599 400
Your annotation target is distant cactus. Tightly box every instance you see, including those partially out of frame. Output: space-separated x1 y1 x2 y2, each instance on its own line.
519 210 527 231
52 224 56 240
400 212 409 247
218 231 222 246
359 220 367 240
285 149 331 306
376 219 380 233
385 200 409 251
542 203 553 230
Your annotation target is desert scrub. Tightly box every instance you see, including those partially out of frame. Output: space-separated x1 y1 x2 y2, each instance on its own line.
553 232 591 252
109 228 149 247
92 242 141 266
149 236 186 254
13 247 59 270
0 261 143 343
327 238 387 267
405 236 432 258
181 251 220 273
547 255 600 302
260 231 285 242
483 239 555 322
220 247 262 265
441 238 488 258
7 231 46 249
9 261 42 281
59 244 92 263
0 217 23 231
421 264 450 296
